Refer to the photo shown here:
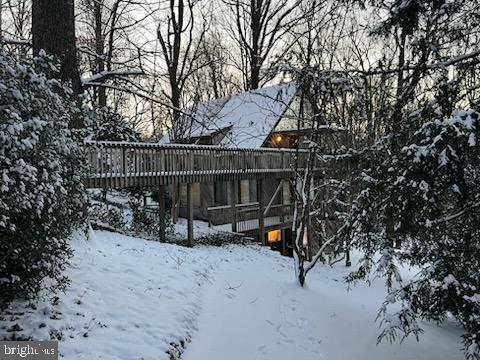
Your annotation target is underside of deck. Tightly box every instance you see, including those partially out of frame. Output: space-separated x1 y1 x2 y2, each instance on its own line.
84 141 322 247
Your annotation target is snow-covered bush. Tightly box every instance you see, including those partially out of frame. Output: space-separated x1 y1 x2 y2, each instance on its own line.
129 198 162 236
89 202 127 230
87 106 140 142
193 233 247 247
129 198 174 239
0 51 87 309
347 109 480 359
88 189 174 239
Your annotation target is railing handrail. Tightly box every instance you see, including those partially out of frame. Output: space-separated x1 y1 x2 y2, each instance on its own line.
207 202 260 211
207 201 295 230
84 140 316 188
83 140 308 153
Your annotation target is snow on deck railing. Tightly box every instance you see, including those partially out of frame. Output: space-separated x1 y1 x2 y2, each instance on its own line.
83 140 308 153
83 141 314 188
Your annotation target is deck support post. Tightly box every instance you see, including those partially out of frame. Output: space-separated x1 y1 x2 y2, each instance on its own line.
230 181 238 232
171 184 179 224
158 185 166 242
280 180 287 255
257 179 265 245
187 183 194 247
281 228 286 255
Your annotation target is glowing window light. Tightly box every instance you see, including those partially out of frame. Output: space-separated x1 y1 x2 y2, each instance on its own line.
268 229 281 243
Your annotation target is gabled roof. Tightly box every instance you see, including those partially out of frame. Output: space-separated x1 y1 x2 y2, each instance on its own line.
181 82 298 148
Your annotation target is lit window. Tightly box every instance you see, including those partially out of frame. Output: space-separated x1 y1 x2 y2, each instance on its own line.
267 229 281 243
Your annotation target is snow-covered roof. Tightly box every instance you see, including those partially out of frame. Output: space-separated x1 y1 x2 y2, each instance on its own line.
183 82 298 148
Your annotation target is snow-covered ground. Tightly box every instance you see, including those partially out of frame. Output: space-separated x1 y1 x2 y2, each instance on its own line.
1 230 214 359
173 217 229 239
1 230 464 360
183 247 464 360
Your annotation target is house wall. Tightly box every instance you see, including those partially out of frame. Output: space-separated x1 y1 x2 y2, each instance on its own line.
178 182 213 221
271 90 350 152
178 178 286 224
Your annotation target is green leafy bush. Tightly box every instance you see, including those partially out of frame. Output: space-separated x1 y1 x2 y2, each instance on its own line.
0 51 87 309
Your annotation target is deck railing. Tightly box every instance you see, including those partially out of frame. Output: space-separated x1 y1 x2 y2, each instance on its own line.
84 141 313 188
207 202 295 232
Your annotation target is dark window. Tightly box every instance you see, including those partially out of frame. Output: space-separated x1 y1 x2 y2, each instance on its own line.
214 181 228 206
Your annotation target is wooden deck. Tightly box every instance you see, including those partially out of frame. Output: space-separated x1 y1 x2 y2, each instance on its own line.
84 141 314 188
84 141 319 245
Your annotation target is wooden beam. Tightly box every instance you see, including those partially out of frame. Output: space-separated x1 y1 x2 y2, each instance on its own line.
280 181 287 254
257 179 265 245
171 184 179 224
230 181 238 232
263 179 283 217
281 228 286 255
187 183 194 247
158 185 166 242
346 248 351 267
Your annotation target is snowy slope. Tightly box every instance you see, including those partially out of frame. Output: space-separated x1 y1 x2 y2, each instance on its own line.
183 247 464 360
1 230 464 360
1 230 217 359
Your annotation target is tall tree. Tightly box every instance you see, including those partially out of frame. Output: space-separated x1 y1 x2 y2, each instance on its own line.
222 0 311 90
0 0 3 45
186 28 242 101
93 0 107 107
5 0 30 44
77 0 152 108
32 0 81 96
156 0 208 139
320 1 480 358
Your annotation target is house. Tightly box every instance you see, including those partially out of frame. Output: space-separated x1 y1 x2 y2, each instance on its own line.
163 81 346 250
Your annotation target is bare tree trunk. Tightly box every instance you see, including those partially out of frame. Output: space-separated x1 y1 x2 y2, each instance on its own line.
32 0 81 101
0 0 3 46
225 0 306 91
249 61 261 90
248 0 262 90
94 0 107 107
202 39 221 98
170 84 182 131
105 0 120 73
157 0 207 139
391 29 407 135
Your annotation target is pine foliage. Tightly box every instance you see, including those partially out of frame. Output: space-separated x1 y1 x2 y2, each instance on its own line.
87 106 140 142
347 108 480 359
